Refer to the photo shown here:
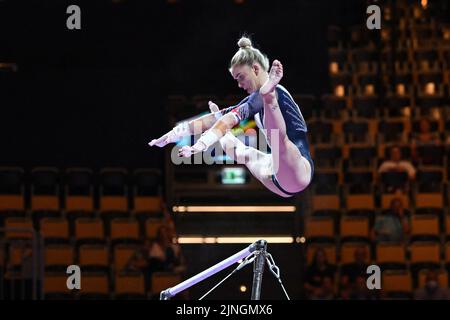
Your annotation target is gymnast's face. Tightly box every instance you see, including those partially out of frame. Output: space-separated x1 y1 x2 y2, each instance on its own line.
230 63 262 94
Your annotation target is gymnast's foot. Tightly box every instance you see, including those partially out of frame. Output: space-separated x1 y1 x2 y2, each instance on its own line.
260 59 283 96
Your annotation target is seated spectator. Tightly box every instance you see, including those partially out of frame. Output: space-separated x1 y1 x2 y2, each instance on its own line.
378 146 416 192
310 276 335 300
124 239 152 273
411 118 441 164
372 198 409 242
339 246 369 298
414 270 450 300
304 248 336 300
126 224 186 293
148 224 186 275
411 118 441 147
4 242 34 300
348 275 379 300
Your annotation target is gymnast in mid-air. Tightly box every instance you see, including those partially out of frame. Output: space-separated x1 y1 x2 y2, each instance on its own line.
149 36 314 197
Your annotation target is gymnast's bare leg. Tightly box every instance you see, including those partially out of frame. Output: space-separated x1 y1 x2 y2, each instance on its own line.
259 60 312 193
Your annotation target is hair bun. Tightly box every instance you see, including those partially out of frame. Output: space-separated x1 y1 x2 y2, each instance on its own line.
237 37 252 49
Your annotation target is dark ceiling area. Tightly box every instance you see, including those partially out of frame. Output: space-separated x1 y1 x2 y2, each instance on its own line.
1 0 447 170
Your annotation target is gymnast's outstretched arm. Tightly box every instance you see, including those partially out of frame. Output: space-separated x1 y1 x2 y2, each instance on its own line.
177 96 259 157
148 101 225 148
187 102 222 132
178 105 246 157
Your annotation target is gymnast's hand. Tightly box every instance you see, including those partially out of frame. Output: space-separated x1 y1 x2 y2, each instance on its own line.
208 101 220 114
178 141 206 157
149 101 220 148
148 131 174 147
177 102 220 157
148 122 191 147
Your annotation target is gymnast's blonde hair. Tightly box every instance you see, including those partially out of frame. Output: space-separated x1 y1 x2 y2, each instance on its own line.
229 36 270 72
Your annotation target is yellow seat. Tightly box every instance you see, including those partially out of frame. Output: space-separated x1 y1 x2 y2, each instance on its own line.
44 245 74 270
415 193 444 208
64 168 94 212
4 217 34 240
100 196 128 212
382 270 412 294
410 214 440 239
80 272 110 296
113 244 139 274
7 242 32 269
346 194 375 210
312 195 340 210
151 272 182 296
134 196 162 213
410 241 441 266
99 168 129 212
66 195 94 212
110 218 140 242
132 168 163 214
0 167 25 211
376 243 406 267
31 167 60 211
115 273 146 297
145 218 164 239
340 216 370 240
44 273 72 298
78 244 109 269
40 218 69 242
304 216 334 241
0 194 25 211
74 218 105 243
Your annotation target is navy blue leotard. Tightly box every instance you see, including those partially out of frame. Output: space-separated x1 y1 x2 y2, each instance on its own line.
220 85 314 195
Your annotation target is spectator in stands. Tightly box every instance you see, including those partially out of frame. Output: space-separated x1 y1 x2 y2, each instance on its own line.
339 246 369 299
414 270 450 300
372 198 410 242
348 275 379 300
411 118 441 164
378 145 416 192
304 248 336 300
126 223 186 293
379 145 416 179
4 242 34 300
125 239 152 273
310 276 335 300
412 118 441 147
148 224 186 275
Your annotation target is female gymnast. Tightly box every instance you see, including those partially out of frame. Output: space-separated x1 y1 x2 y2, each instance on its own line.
149 37 314 197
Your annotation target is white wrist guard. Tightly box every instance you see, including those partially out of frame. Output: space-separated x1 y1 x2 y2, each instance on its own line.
173 121 192 137
213 111 223 121
162 121 192 145
197 130 220 151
